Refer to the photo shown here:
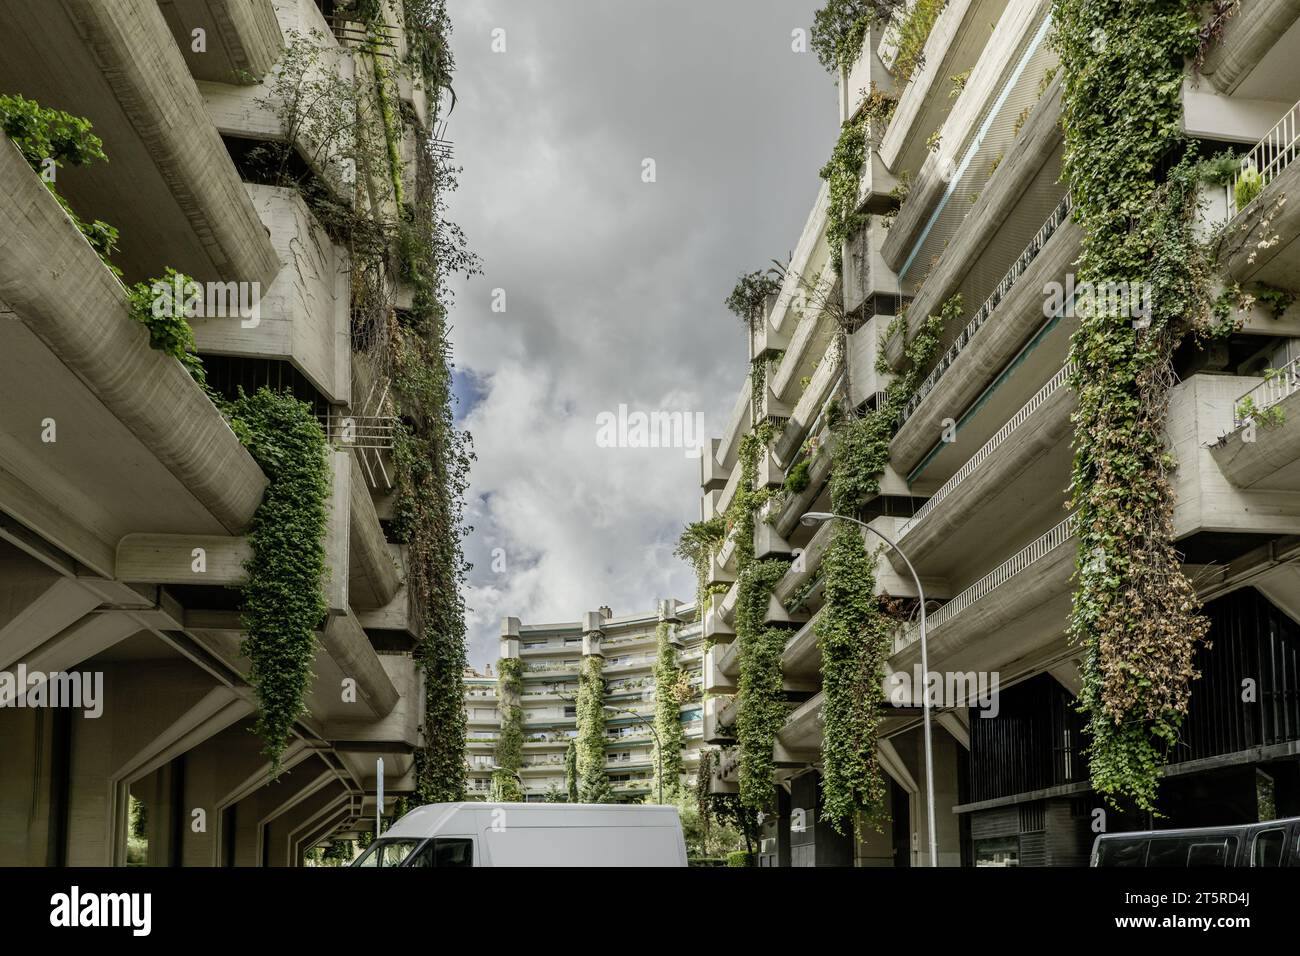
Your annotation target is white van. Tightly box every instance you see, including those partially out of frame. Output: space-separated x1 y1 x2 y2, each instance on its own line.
350 802 688 867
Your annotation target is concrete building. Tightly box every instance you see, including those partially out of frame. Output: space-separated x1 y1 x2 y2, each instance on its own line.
699 1 1300 865
465 601 706 801
0 0 459 865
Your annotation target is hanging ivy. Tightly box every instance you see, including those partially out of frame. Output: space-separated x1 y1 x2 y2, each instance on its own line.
816 296 956 829
1053 0 1212 811
653 621 685 800
564 737 579 801
227 388 331 772
491 657 524 800
576 655 612 802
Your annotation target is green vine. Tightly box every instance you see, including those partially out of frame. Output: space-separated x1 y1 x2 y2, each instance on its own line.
653 622 685 800
124 269 208 384
228 389 331 772
576 655 612 802
815 296 955 828
491 657 524 800
674 516 725 627
1 92 120 277
565 737 579 801
1054 0 1210 811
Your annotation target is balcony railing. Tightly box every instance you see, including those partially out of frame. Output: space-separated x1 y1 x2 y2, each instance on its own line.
1233 357 1300 426
899 363 1075 538
1229 98 1300 218
898 194 1074 429
895 514 1077 652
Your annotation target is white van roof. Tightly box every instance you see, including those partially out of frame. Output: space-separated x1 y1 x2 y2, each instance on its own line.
384 802 680 839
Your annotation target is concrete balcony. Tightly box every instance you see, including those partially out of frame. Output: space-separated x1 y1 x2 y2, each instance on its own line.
0 0 280 287
1199 0 1300 97
716 378 753 472
883 0 1055 279
197 0 357 204
891 514 1076 675
781 610 823 690
191 184 351 404
704 695 735 744
845 314 896 409
774 693 823 766
895 363 1075 577
890 197 1079 476
0 136 267 577
1180 375 1300 531
878 0 1007 179
839 24 896 123
773 349 844 466
700 438 727 490
703 592 735 643
704 643 736 694
770 263 838 405
843 215 900 316
1215 99 1300 287
159 0 284 85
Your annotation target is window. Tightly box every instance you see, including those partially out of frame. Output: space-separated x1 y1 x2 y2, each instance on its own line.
407 838 474 867
564 706 577 717
1252 829 1285 867
1096 839 1147 867
1187 841 1232 867
352 839 422 867
973 837 1019 867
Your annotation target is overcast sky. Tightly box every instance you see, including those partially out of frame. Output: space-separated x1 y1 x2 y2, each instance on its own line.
443 0 838 669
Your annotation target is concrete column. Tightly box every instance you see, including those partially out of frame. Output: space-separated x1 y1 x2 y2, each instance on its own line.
0 707 69 866
265 782 350 867
226 761 337 867
883 725 964 866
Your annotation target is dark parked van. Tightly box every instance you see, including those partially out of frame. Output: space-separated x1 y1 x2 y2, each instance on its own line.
1091 816 1300 867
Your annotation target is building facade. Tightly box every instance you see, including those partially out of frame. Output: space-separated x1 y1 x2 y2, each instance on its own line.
465 601 706 802
697 0 1300 866
0 0 465 866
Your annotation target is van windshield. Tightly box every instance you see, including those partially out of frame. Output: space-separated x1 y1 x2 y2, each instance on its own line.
352 839 423 867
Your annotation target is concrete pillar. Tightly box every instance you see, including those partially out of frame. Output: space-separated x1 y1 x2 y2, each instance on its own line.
265 782 350 867
883 725 964 866
500 617 520 660
226 761 337 867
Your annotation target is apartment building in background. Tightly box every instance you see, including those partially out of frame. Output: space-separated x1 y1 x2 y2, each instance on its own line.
0 0 451 865
465 601 706 801
700 0 1300 866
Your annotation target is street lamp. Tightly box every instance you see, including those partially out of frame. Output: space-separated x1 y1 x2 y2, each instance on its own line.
800 510 937 868
604 704 663 805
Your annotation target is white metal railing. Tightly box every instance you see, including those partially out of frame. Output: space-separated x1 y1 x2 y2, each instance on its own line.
1229 98 1300 218
899 363 1075 537
898 194 1074 429
896 514 1077 651
1233 357 1300 426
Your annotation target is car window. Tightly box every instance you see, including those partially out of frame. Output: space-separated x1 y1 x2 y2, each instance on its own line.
1186 841 1230 867
1146 839 1190 866
432 837 474 867
1098 839 1147 867
352 839 422 867
1252 829 1285 867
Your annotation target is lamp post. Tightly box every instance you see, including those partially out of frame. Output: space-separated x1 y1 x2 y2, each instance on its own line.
800 510 937 868
603 705 663 805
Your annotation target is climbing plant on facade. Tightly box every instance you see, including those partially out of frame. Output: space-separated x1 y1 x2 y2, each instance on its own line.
576 655 612 802
492 657 524 801
816 296 956 828
1053 0 1212 811
653 621 685 800
1 92 120 275
228 388 331 772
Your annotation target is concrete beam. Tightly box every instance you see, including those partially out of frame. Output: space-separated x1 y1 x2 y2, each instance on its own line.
320 612 400 719
0 135 268 535
58 0 281 284
156 0 284 84
347 457 401 611
116 533 252 586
